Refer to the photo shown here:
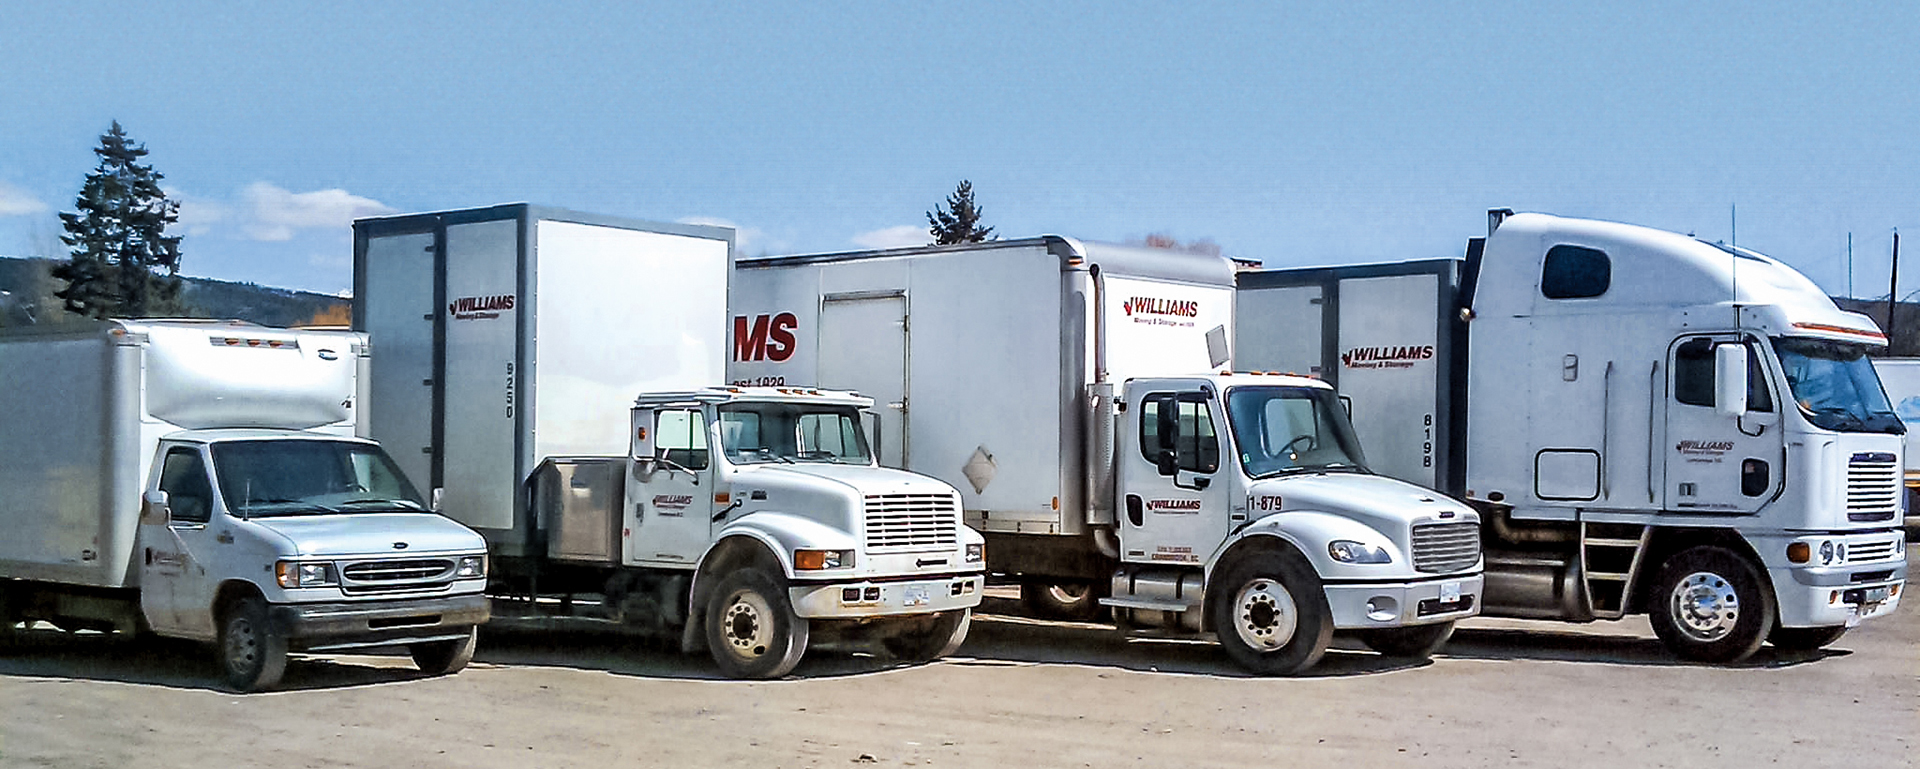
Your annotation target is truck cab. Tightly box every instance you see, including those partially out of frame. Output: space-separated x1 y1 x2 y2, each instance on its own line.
1108 373 1483 673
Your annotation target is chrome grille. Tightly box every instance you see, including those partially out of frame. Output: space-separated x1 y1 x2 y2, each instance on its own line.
1411 522 1480 573
865 493 959 551
340 558 455 595
1845 454 1900 522
1846 539 1904 564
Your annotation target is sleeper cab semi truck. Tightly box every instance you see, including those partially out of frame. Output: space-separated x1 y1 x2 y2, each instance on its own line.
0 320 490 691
352 204 984 679
729 237 1483 675
1236 210 1908 663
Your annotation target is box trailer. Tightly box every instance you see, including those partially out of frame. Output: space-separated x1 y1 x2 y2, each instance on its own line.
1237 210 1908 662
731 237 1482 675
0 320 490 691
1868 357 1920 536
354 205 984 678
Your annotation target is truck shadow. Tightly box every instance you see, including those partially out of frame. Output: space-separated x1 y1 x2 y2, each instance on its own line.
952 612 1432 678
473 619 929 681
1436 626 1849 669
0 626 454 693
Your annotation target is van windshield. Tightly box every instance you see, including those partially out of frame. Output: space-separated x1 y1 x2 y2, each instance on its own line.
1225 386 1370 479
718 403 873 465
1772 337 1904 434
211 440 427 516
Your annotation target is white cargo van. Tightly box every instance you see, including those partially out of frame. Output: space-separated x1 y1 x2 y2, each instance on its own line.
0 320 490 691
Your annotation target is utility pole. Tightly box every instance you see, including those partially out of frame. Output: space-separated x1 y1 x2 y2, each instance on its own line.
1890 229 1901 347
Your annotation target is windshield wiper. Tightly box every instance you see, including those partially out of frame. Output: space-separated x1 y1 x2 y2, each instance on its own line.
242 499 340 516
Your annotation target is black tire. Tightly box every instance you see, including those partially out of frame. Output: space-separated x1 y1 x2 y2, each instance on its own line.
1208 549 1333 675
1646 546 1775 663
1357 620 1455 659
410 626 479 676
1020 581 1107 622
881 609 971 663
1767 624 1848 652
0 588 19 653
218 596 288 692
704 568 809 679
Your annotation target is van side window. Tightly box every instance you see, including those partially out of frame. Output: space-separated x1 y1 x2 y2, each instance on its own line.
1541 245 1611 299
158 447 213 524
656 409 710 470
1139 393 1220 473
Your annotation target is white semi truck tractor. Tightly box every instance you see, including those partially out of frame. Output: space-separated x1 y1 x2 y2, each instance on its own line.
353 205 983 678
0 320 491 691
729 237 1482 675
1236 211 1908 663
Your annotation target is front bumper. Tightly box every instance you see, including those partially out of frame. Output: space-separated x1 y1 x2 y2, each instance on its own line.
269 593 491 652
1324 573 1483 629
1772 560 1906 628
789 574 984 619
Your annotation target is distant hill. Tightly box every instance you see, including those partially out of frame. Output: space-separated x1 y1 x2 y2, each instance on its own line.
0 256 348 328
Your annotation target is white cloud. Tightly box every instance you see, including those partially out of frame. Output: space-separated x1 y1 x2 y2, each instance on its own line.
169 188 230 236
0 182 49 217
678 215 785 256
241 182 394 242
852 225 928 250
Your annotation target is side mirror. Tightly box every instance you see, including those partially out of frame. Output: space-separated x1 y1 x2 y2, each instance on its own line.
141 490 171 525
1715 344 1749 418
1155 449 1179 477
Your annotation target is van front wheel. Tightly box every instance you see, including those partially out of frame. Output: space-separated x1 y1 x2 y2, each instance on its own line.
411 626 478 675
219 596 288 692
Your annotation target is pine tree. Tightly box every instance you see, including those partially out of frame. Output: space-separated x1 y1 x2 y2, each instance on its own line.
926 180 996 245
52 121 185 319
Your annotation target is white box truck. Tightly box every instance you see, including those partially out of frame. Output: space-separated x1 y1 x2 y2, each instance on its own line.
1867 357 1920 537
730 237 1482 675
354 205 984 678
0 320 491 691
1237 210 1908 663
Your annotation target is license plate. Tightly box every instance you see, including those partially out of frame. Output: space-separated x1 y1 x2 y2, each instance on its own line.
903 585 929 607
1439 581 1462 604
1862 586 1892 604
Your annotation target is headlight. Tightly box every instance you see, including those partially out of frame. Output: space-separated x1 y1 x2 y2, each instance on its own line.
1819 540 1834 565
794 549 853 570
965 543 984 563
456 555 486 578
275 561 337 588
1327 540 1393 564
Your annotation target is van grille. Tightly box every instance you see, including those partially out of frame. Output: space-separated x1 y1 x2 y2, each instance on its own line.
340 558 455 595
1845 454 1900 522
1411 522 1481 573
865 494 959 551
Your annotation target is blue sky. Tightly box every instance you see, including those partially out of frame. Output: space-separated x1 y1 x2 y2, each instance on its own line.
2 2 1916 297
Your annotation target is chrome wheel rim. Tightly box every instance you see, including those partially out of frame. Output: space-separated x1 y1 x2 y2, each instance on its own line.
1232 577 1299 651
1669 571 1740 642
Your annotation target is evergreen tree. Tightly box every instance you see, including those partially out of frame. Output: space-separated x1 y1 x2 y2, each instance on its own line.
926 180 996 245
53 121 185 319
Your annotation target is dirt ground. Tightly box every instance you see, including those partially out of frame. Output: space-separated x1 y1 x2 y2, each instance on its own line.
2 555 1915 769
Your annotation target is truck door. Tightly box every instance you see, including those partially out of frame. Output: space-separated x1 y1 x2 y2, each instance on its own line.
625 407 716 568
1118 388 1230 566
1663 335 1783 513
139 444 219 636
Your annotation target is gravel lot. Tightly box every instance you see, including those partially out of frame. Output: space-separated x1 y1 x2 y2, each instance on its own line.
3 552 1914 769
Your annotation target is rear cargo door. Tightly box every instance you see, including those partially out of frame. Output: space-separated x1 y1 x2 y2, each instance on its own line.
1234 285 1325 377
818 291 908 466
358 231 438 493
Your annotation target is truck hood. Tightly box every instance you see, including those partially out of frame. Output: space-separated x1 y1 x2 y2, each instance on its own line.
746 463 961 496
730 463 963 534
1253 471 1476 531
250 513 487 558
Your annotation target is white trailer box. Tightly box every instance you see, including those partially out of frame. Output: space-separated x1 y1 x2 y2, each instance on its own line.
354 204 734 556
730 237 1234 573
1869 357 1920 534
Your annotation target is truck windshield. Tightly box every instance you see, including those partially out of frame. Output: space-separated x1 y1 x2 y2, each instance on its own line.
211 440 428 516
1772 337 1904 434
718 403 873 465
1225 386 1369 479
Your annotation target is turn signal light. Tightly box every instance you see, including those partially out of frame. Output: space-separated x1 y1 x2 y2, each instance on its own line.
1786 542 1811 564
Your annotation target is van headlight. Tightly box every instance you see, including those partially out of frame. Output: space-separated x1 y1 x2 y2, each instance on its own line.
456 555 487 578
275 561 337 588
1328 540 1393 564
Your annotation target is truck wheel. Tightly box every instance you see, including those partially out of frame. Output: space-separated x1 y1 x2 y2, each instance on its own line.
410 626 478 675
1020 581 1107 621
219 596 288 692
1647 546 1775 663
1357 620 1456 659
1767 624 1848 652
704 568 810 679
1208 550 1333 676
0 589 19 652
881 609 972 663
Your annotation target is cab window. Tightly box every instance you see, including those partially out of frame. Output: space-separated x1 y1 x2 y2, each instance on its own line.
1139 392 1219 473
158 447 214 524
656 409 710 470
